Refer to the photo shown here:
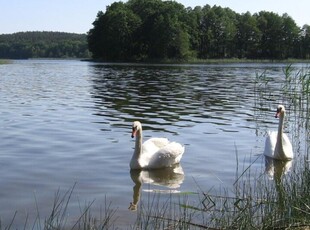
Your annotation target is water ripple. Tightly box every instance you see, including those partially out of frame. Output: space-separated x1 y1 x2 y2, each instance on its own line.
0 60 308 228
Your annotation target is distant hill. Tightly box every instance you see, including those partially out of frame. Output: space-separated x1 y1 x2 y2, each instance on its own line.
0 31 90 59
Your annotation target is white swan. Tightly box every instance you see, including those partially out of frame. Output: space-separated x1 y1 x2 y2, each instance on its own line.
264 105 293 160
130 121 185 169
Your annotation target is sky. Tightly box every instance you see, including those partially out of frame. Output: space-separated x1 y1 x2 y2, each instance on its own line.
1 0 310 35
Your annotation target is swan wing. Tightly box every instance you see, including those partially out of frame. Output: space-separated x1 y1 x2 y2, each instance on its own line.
137 134 185 169
144 137 170 148
264 131 277 158
141 138 169 157
264 131 293 159
147 142 185 169
137 138 169 168
141 137 170 159
282 133 293 159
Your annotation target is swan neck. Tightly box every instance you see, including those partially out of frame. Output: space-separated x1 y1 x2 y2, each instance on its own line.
275 113 285 157
134 129 142 157
277 113 284 142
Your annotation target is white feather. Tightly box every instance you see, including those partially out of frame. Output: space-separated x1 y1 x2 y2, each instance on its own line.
263 105 293 160
130 121 185 169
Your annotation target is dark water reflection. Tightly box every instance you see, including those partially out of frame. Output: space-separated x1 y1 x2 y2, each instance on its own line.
0 60 308 228
90 64 257 132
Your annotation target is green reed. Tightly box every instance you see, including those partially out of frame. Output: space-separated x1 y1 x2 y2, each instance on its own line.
130 154 310 229
282 64 310 105
0 59 11 64
8 156 305 229
0 183 117 230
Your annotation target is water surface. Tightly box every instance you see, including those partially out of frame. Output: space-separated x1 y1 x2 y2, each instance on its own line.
0 60 308 228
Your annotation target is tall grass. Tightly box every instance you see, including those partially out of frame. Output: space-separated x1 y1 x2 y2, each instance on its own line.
282 64 310 112
0 183 117 230
130 155 310 229
5 160 307 229
0 59 11 64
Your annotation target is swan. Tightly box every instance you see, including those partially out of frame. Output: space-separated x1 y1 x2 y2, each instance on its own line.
263 105 293 160
130 121 185 169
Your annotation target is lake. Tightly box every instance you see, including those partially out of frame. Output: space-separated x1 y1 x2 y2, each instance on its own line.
0 59 308 228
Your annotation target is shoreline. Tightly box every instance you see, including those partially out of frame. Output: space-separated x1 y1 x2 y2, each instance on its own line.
83 57 310 65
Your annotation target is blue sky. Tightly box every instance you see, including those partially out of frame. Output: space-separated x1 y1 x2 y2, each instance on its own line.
1 0 309 34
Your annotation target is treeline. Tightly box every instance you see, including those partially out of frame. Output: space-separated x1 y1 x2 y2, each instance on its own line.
87 0 310 61
0 31 90 59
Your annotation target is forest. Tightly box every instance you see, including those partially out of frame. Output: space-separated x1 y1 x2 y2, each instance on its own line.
87 0 310 61
0 31 90 59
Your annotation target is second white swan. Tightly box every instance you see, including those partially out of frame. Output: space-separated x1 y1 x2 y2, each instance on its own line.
130 121 185 169
264 105 293 160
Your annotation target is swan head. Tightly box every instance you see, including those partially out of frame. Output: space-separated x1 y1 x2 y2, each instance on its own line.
275 105 285 118
131 121 142 138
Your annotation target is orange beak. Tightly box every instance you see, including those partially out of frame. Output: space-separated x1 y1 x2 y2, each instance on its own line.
275 111 280 118
131 128 137 138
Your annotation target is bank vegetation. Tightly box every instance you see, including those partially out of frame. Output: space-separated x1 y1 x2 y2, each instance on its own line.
88 0 310 62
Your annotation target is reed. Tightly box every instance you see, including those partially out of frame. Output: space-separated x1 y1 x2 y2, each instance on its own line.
0 59 10 64
131 154 310 229
6 157 306 229
0 183 117 230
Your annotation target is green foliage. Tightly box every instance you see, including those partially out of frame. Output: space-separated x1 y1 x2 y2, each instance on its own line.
88 0 191 61
88 0 310 62
301 25 310 59
199 5 238 58
0 32 90 59
236 12 261 58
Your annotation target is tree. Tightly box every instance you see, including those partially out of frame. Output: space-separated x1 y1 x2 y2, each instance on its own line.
183 6 203 57
87 0 309 61
0 32 89 59
87 11 105 59
127 0 190 60
87 3 141 61
88 0 190 61
256 11 284 59
236 12 261 58
146 1 190 59
281 13 300 58
199 5 237 58
300 24 310 58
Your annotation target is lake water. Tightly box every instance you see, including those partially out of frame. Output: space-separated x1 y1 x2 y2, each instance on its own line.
0 59 309 228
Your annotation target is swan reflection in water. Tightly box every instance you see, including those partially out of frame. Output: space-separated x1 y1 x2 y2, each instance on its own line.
129 164 184 211
265 156 293 210
265 156 292 181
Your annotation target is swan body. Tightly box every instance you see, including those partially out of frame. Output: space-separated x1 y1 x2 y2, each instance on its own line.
264 105 293 160
130 121 185 169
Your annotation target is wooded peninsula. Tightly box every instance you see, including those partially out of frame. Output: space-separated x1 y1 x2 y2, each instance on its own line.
87 0 310 62
1 0 310 62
